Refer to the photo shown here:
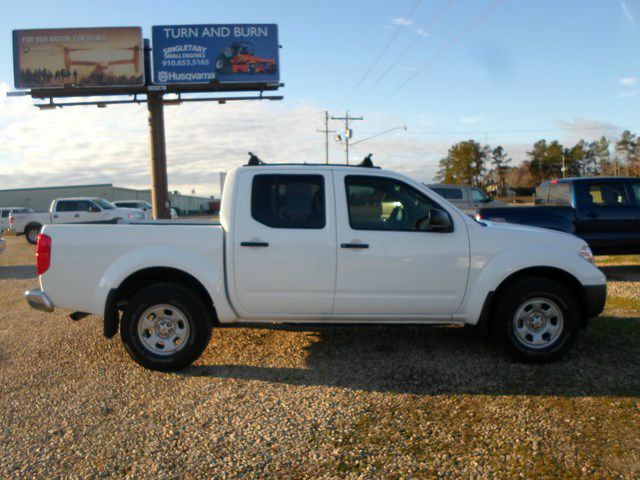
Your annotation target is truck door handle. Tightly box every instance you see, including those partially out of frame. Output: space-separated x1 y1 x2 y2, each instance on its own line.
74 214 80 218
240 241 269 247
53 214 58 219
341 243 369 249
586 212 599 219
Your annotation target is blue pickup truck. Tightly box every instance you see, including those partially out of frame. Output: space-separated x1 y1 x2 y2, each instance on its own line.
476 177 640 255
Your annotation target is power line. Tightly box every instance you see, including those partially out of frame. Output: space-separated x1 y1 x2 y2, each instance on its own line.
340 0 424 107
360 0 456 99
398 0 505 89
380 0 506 108
407 125 640 135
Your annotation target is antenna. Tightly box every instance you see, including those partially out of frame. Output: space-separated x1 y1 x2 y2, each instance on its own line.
359 153 374 168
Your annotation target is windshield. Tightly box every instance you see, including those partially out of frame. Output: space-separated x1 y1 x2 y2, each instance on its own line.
141 201 153 209
471 188 489 203
94 198 115 210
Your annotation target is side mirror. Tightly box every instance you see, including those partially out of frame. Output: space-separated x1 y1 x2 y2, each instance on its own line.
417 208 452 232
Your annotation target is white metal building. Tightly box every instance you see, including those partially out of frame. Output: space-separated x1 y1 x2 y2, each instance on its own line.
0 184 214 215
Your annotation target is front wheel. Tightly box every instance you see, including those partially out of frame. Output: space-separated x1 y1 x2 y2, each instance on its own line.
494 277 580 363
120 283 212 371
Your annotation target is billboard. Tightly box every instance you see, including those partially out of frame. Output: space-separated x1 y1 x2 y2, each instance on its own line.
152 24 279 84
13 27 144 89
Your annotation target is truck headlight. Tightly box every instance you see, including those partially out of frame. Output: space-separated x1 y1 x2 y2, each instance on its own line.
578 245 595 265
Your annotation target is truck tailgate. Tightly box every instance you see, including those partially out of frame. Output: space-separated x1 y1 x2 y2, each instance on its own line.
39 223 224 314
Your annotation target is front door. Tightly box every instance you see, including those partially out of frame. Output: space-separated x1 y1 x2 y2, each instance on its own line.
333 172 470 318
231 169 336 317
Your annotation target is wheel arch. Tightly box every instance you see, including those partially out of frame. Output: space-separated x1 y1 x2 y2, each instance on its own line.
477 266 589 338
104 267 218 338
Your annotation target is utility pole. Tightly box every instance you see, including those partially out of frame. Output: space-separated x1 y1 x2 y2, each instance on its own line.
331 111 363 164
316 110 334 164
144 39 170 219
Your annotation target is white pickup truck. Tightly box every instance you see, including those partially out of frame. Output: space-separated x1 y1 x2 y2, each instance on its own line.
25 163 606 371
10 197 146 244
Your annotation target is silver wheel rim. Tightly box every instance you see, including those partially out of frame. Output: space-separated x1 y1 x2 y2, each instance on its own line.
137 304 190 356
512 297 564 349
28 228 39 243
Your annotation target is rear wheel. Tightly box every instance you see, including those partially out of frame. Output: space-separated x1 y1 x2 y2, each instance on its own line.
25 224 42 245
494 277 580 363
120 283 212 371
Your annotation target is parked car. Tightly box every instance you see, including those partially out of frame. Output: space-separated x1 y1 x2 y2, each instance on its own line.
426 184 508 214
25 162 606 371
10 197 146 244
476 177 640 255
1 207 33 232
113 200 178 220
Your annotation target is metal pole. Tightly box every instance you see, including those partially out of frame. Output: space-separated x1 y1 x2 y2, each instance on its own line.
324 111 329 164
144 39 170 219
345 111 350 165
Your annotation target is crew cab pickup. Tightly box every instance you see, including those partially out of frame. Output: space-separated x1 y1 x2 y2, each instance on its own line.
25 163 607 371
476 177 640 255
10 197 146 244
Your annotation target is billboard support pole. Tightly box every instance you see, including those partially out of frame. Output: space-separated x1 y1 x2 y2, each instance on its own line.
144 39 170 220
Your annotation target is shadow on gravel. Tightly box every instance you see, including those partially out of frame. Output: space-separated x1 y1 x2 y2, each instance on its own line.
0 265 37 280
599 265 640 282
184 317 640 397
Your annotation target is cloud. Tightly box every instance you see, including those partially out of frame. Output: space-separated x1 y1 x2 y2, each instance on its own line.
459 116 486 124
553 117 622 143
415 28 429 37
0 82 456 189
621 0 637 30
619 76 637 86
617 90 639 98
392 17 413 26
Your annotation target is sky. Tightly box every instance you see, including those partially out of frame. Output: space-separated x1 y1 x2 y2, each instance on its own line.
1 0 639 196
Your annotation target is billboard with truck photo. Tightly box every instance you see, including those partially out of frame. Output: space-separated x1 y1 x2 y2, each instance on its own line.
152 24 279 84
13 27 144 89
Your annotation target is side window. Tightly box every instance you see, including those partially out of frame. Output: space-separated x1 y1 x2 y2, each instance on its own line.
56 201 77 212
547 184 571 206
430 187 446 197
1 211 8 218
585 183 628 207
251 174 325 229
446 188 463 200
345 175 446 232
75 200 93 212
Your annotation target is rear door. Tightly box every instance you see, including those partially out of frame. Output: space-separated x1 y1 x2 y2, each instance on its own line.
52 200 79 223
231 169 336 317
334 172 469 317
575 181 638 252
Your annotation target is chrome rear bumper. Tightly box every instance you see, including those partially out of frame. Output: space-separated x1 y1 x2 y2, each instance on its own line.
25 289 55 313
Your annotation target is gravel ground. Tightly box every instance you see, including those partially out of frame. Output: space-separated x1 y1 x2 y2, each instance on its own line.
1 234 639 478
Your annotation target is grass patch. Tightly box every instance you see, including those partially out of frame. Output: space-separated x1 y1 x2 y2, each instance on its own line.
605 296 640 313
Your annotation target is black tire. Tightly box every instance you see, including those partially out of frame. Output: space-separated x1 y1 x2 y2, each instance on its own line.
120 283 212 371
25 224 42 245
494 277 580 363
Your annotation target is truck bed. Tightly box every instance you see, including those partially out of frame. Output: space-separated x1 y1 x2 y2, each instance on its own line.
40 223 225 315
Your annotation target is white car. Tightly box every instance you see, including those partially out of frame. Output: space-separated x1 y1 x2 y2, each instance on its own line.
25 162 606 371
1 207 33 232
113 200 178 220
9 197 145 244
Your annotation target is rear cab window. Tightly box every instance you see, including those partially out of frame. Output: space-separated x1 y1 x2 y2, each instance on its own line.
547 183 572 206
251 174 325 229
629 181 640 205
535 182 550 205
